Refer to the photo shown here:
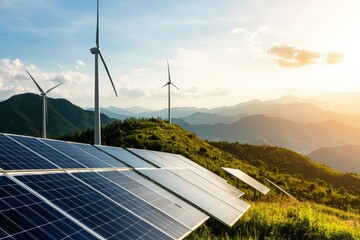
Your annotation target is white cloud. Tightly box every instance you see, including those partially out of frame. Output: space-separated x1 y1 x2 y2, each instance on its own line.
132 68 152 73
75 60 86 69
230 27 246 34
118 86 146 98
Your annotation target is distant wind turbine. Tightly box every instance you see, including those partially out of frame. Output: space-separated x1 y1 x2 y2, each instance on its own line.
26 70 63 139
90 0 118 145
162 60 180 124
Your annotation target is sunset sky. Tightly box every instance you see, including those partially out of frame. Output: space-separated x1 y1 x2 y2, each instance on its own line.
1 0 359 109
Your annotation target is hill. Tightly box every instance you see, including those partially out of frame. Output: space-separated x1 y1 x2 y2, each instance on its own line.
174 115 360 153
0 93 113 137
60 118 360 239
308 145 360 174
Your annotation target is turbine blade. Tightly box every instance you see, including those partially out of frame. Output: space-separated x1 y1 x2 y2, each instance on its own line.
162 82 169 88
99 51 118 97
96 0 99 48
26 70 44 93
167 60 171 83
46 82 63 94
171 82 180 90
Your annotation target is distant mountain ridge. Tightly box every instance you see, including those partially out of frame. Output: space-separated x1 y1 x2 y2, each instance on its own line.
308 145 360 174
0 93 113 137
173 115 360 153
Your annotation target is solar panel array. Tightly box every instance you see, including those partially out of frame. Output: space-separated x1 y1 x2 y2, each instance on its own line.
0 132 251 239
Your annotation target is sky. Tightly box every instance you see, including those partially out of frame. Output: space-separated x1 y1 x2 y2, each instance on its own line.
1 0 359 110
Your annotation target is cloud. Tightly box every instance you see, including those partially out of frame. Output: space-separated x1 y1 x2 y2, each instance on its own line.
118 86 146 98
75 60 86 69
132 68 152 73
326 52 343 64
205 87 230 97
267 45 343 67
268 45 321 67
231 27 246 34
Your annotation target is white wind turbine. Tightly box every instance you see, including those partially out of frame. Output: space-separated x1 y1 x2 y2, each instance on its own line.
162 60 180 124
90 0 118 145
26 70 63 139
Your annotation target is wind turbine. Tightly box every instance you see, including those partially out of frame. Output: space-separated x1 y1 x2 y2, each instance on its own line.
162 60 180 124
90 0 118 145
26 70 63 139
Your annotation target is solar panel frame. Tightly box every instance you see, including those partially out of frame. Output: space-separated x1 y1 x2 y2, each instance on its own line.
15 172 173 240
72 171 191 239
39 139 112 169
96 145 155 168
138 168 249 227
222 167 270 195
0 133 59 170
99 170 209 230
7 134 86 169
70 143 127 168
0 175 99 240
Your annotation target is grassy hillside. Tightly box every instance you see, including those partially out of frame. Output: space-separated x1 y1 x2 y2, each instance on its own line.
60 118 360 239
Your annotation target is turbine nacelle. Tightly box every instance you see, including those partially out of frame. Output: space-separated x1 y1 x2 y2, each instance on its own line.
90 47 100 54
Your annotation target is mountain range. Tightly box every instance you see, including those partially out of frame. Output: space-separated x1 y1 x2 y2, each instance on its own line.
2 93 360 173
0 93 112 137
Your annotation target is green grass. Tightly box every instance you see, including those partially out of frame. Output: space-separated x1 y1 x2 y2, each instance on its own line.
187 197 360 240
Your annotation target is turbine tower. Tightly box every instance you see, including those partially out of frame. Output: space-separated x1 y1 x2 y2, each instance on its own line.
162 60 179 124
90 0 118 145
26 70 63 139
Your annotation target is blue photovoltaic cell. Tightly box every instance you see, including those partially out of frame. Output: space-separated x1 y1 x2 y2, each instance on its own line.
97 145 154 168
122 170 209 220
0 134 57 170
99 170 209 230
0 175 97 240
73 171 190 239
8 135 85 169
139 168 249 227
39 139 111 168
15 173 172 240
71 143 127 168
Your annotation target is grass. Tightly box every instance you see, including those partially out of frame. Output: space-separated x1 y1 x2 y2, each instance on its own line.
187 196 360 240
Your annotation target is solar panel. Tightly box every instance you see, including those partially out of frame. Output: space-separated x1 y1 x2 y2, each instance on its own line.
128 148 173 167
168 168 249 213
8 134 86 169
122 170 209 221
267 179 298 201
71 142 127 168
138 168 250 227
97 145 155 168
99 170 209 230
0 175 97 239
39 139 112 168
15 173 172 240
222 167 270 195
0 133 58 170
72 171 191 239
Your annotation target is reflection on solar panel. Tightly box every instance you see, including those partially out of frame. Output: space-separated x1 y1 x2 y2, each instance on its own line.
97 145 154 168
128 148 172 167
15 173 172 240
138 168 250 227
40 139 112 168
0 175 97 239
71 142 127 168
9 135 85 169
0 133 57 170
267 179 299 201
222 167 270 195
122 170 209 221
73 171 191 239
99 170 209 230
168 168 249 213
